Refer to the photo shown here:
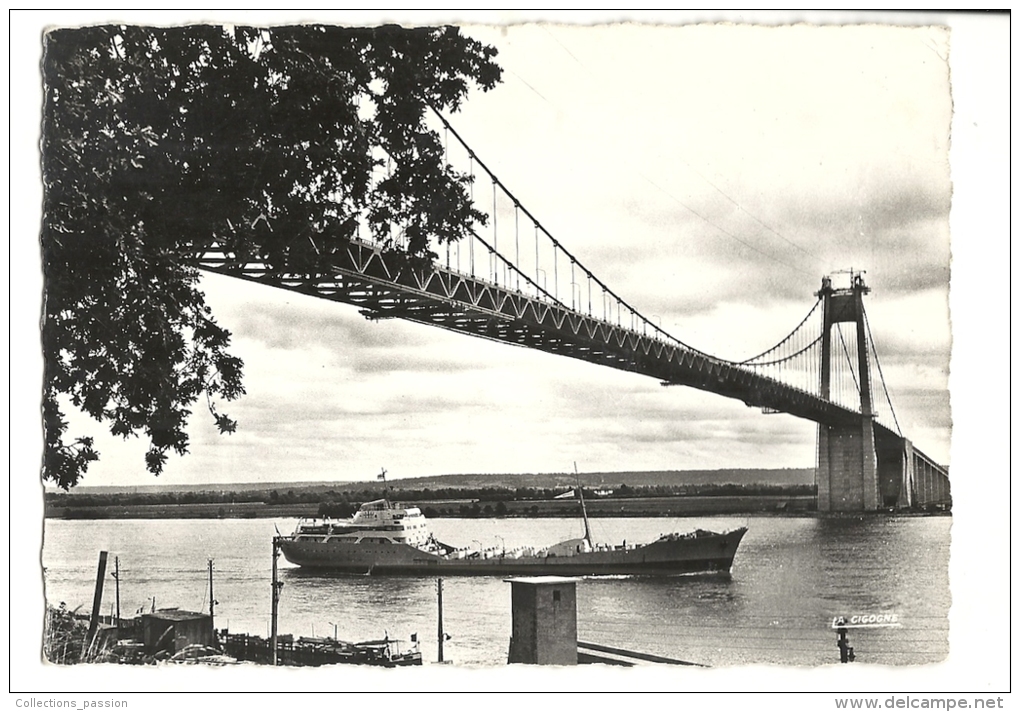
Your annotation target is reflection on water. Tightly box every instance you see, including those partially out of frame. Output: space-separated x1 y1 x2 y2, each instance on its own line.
42 515 950 667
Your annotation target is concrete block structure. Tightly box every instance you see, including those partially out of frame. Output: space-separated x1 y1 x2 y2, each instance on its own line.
506 576 578 665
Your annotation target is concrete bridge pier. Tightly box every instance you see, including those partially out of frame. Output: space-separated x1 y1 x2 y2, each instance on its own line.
818 420 950 512
816 419 880 512
897 438 916 509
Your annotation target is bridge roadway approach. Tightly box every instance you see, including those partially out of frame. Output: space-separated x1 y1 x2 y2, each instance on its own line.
197 237 948 512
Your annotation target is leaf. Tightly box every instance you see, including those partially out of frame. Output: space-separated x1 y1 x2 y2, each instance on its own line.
144 447 168 476
214 414 237 434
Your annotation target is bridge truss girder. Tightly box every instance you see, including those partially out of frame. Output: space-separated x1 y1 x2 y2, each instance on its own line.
198 238 869 427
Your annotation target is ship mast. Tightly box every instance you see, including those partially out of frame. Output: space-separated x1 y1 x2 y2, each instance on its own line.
574 462 593 551
378 467 390 507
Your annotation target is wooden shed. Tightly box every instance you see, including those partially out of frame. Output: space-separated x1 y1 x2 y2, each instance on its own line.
141 609 214 654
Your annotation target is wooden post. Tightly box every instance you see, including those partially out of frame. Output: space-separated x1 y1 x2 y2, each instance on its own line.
271 536 281 665
86 551 108 655
113 556 120 633
437 577 445 663
208 560 215 631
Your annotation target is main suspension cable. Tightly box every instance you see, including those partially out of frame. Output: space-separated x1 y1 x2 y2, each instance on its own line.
836 324 861 401
428 104 838 379
739 298 822 365
864 307 902 435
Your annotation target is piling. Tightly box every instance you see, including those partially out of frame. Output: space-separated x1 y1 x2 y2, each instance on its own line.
437 578 445 663
271 537 282 665
86 551 109 650
208 559 216 642
112 556 120 633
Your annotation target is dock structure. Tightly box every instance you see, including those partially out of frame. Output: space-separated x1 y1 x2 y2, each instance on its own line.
576 640 706 667
220 633 421 667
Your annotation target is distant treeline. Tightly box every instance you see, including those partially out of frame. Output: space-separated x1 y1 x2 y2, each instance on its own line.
45 482 815 514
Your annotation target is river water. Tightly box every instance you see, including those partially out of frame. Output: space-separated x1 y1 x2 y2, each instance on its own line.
41 514 950 668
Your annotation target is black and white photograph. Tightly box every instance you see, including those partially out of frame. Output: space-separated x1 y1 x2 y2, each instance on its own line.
11 9 1010 706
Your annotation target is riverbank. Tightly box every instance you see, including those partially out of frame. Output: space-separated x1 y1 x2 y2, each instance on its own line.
45 494 817 520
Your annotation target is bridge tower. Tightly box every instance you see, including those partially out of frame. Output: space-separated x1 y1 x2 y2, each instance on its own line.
815 272 881 512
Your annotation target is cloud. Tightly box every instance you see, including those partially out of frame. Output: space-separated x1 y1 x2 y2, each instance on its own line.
450 22 953 320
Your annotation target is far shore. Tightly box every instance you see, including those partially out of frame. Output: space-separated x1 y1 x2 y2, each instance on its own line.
46 495 819 521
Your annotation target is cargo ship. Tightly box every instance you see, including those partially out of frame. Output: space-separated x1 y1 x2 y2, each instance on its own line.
277 487 747 576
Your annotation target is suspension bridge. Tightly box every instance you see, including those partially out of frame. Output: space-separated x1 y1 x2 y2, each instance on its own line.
196 109 950 513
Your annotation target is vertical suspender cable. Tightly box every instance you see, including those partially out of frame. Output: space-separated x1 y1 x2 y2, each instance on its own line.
571 261 576 310
803 321 807 391
778 343 783 387
841 330 847 408
832 334 840 408
803 327 809 394
469 156 475 277
535 223 540 295
492 181 498 285
820 313 824 397
798 324 802 392
793 322 798 391
515 203 520 292
804 323 809 393
386 156 393 247
797 322 802 391
864 309 903 436
553 239 558 302
817 309 823 398
833 329 840 407
444 126 450 270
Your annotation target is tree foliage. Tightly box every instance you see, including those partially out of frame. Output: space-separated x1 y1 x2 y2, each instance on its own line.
41 24 502 488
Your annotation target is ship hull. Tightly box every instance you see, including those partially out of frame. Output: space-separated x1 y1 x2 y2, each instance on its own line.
278 527 747 577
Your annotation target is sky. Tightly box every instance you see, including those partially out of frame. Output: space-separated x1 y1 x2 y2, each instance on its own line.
8 8 1012 698
31 15 958 489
